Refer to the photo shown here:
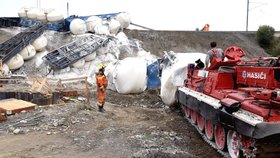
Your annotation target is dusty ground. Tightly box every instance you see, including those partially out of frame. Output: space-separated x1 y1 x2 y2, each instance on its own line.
0 89 220 158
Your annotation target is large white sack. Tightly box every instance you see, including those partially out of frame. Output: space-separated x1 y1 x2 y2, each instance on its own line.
6 54 24 71
96 40 119 58
70 19 87 35
47 10 64 22
94 24 110 35
109 19 121 35
19 44 36 60
37 9 52 22
160 52 206 106
116 32 129 45
86 16 102 33
85 52 96 62
18 7 28 18
37 11 47 22
137 50 158 65
116 32 133 58
34 50 48 67
114 57 147 94
72 59 85 68
105 61 118 91
116 12 131 29
27 8 40 20
32 36 48 51
1 64 10 76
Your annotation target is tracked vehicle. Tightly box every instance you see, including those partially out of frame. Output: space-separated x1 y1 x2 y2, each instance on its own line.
177 46 280 158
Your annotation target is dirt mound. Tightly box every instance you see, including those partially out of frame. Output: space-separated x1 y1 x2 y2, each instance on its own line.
124 30 267 59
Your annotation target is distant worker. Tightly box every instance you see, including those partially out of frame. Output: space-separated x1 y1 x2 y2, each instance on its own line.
205 42 224 68
201 24 210 31
95 64 108 112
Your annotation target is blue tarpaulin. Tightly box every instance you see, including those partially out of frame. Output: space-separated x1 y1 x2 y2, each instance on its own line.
147 60 161 90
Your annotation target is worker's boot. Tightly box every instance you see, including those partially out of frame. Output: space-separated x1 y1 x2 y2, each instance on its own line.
98 106 102 112
98 106 105 112
99 104 106 113
97 103 101 112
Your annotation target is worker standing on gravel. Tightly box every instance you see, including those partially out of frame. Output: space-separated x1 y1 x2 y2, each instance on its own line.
96 64 108 112
205 41 224 68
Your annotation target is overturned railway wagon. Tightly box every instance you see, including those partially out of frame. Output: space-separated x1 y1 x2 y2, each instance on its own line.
176 46 280 158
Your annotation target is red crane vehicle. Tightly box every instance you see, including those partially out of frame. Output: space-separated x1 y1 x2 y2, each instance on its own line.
176 46 280 158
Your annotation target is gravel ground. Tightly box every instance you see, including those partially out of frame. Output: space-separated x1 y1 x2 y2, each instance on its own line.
0 89 221 158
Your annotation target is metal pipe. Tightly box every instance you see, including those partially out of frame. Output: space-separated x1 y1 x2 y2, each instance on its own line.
246 0 249 31
130 22 153 30
37 0 41 8
67 2 69 17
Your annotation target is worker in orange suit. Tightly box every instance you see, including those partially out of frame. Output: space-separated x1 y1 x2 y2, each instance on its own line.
96 64 108 112
202 24 210 31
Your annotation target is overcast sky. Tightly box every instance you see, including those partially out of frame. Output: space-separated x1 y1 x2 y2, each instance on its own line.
0 0 279 31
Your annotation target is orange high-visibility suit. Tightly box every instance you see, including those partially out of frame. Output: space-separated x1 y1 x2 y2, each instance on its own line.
202 24 210 31
96 72 108 107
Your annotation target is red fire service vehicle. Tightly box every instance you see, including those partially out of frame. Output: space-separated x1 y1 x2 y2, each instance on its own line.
177 46 280 158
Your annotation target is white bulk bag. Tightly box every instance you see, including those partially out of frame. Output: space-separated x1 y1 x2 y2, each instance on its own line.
34 50 48 68
85 52 96 62
94 24 110 35
70 18 87 35
115 32 133 59
114 57 147 94
27 8 40 20
32 36 48 51
86 16 102 33
72 59 85 68
116 32 129 45
116 12 131 29
160 53 206 106
2 64 10 76
47 10 64 22
6 54 24 70
109 19 121 35
18 7 28 18
19 44 36 60
37 9 48 22
105 61 117 91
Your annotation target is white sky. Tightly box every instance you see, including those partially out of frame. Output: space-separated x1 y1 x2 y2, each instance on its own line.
0 0 279 31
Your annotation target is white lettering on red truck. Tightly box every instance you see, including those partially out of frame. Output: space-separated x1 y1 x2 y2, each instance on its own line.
242 71 267 80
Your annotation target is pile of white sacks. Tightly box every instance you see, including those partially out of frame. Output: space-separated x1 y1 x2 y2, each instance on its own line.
18 7 64 23
14 8 205 106
46 30 207 106
69 12 130 35
3 35 48 74
47 31 155 94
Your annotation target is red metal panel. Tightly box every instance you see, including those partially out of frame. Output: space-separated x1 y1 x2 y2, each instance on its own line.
236 67 280 88
227 92 254 102
242 100 280 122
203 71 234 98
221 98 239 107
